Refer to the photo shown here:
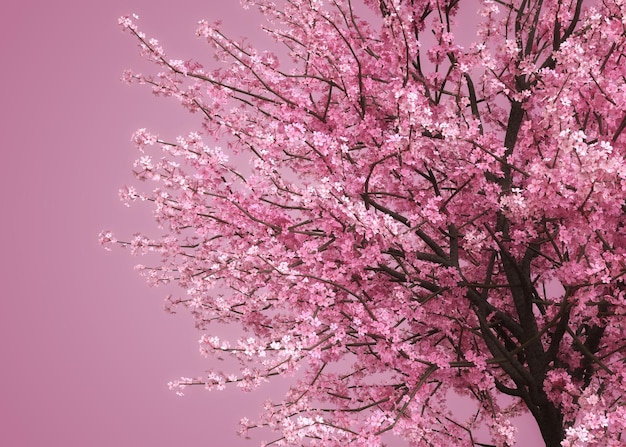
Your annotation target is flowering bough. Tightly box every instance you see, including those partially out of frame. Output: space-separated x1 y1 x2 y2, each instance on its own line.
103 1 626 446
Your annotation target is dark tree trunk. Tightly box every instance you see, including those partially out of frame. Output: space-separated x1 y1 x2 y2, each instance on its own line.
532 397 565 447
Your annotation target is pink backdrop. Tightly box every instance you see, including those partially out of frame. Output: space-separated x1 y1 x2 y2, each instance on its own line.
0 1 541 445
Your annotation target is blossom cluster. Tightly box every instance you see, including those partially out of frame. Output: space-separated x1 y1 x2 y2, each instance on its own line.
108 1 626 446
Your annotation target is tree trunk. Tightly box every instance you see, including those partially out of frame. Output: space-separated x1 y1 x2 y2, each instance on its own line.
533 397 565 447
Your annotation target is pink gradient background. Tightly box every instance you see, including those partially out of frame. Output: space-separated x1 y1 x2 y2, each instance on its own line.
0 1 542 445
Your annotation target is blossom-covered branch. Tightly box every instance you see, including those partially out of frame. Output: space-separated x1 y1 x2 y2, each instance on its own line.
104 1 626 445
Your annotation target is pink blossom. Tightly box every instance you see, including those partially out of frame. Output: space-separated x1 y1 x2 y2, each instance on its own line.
97 230 117 251
106 1 626 446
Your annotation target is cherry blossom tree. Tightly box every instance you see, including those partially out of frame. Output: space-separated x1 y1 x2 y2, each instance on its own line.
102 0 626 445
